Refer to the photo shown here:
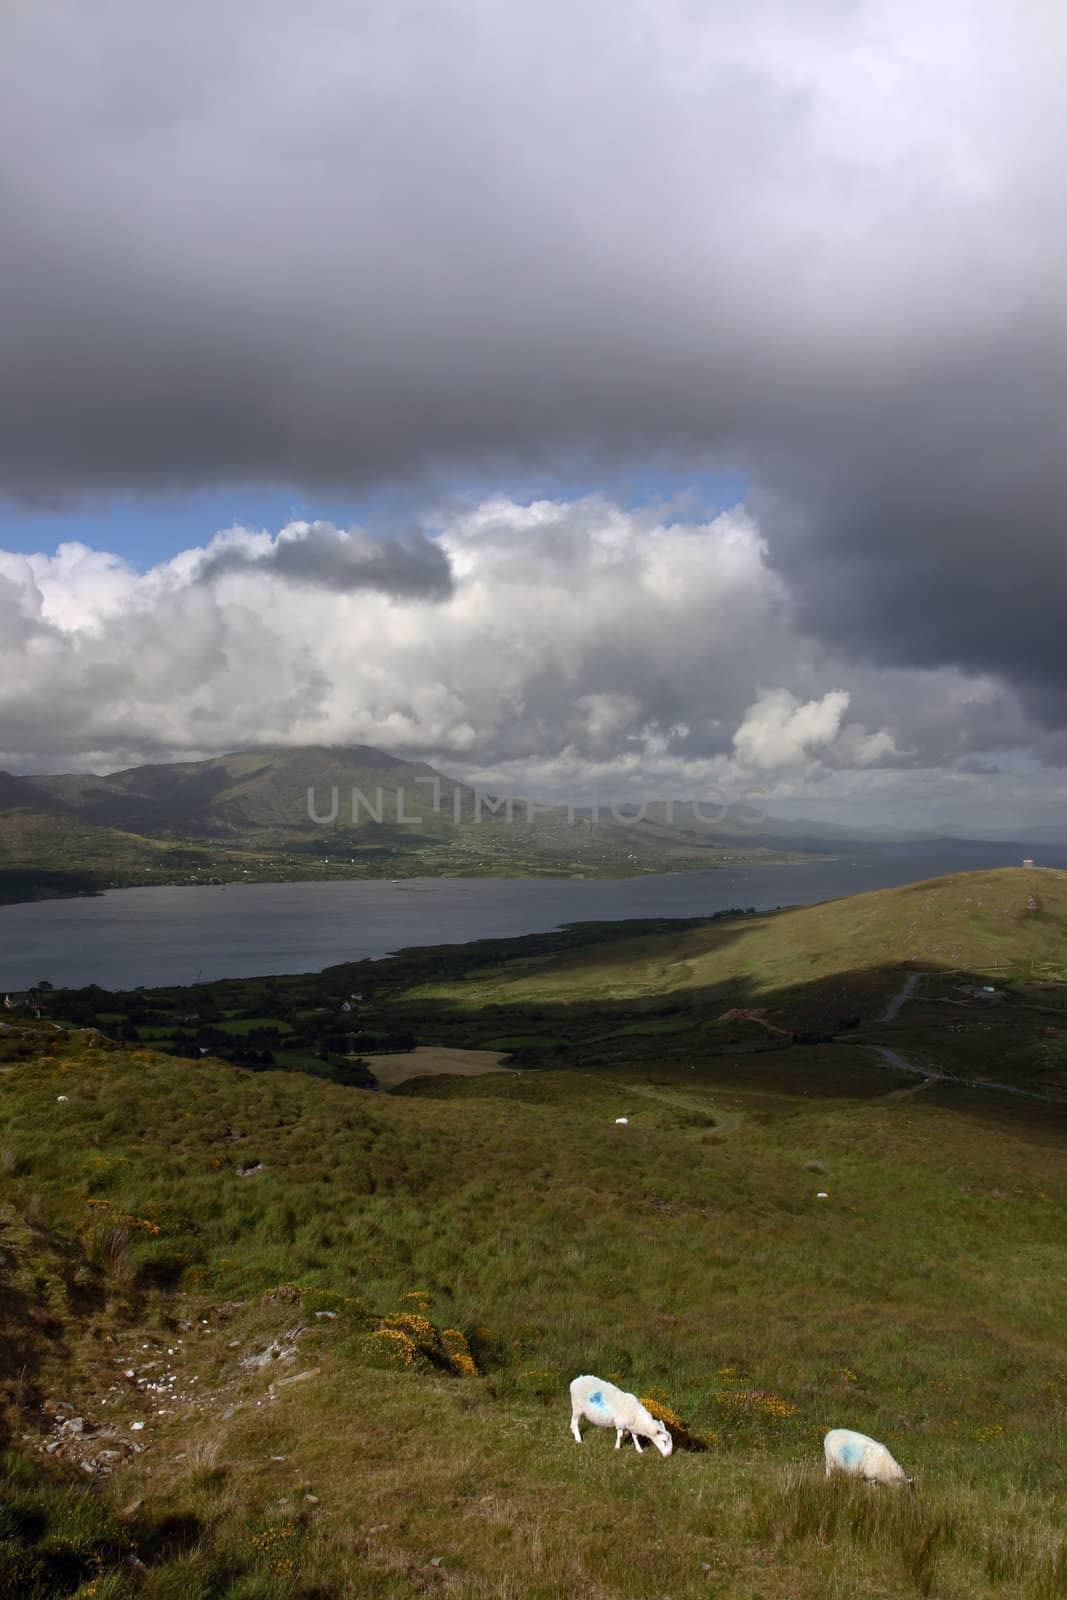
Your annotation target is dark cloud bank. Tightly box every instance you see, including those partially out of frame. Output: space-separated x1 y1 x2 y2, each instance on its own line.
1 0 1065 728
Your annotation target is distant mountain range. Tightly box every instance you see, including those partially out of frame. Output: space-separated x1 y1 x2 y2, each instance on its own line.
6 742 1051 907
0 744 810 903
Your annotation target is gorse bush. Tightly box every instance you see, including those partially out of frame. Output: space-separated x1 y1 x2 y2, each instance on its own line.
639 1390 707 1451
366 1310 480 1376
440 1328 477 1377
366 1326 419 1369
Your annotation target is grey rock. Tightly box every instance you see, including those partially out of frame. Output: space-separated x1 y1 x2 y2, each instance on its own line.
270 1367 320 1391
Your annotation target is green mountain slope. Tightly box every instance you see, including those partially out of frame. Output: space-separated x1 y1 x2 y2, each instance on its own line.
1 745 798 902
30 745 465 835
389 867 1067 1096
0 987 1064 1598
410 866 1067 1008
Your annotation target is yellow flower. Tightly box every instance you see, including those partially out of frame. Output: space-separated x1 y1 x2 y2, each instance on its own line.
369 1328 417 1367
381 1312 437 1349
640 1392 709 1450
714 1388 798 1420
441 1329 478 1377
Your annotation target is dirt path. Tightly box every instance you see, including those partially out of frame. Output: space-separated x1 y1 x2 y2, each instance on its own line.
600 1077 745 1135
879 971 922 1022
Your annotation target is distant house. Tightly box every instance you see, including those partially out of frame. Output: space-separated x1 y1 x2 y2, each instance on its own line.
956 983 1003 1003
1022 858 1035 868
3 992 37 1014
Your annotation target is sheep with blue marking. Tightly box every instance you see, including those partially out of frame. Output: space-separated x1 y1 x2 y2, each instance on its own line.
824 1428 912 1487
569 1375 673 1456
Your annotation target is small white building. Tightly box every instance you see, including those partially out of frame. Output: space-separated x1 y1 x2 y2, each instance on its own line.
1022 858 1035 868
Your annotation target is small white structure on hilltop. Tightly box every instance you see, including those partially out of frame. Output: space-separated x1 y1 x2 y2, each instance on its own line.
1022 858 1035 868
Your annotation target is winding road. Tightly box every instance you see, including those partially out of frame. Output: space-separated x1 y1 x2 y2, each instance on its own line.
864 1043 1061 1104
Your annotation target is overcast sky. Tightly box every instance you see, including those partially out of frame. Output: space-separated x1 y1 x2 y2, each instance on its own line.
2 0 1065 830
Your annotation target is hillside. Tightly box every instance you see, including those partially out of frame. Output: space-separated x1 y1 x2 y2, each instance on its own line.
404 866 1067 1011
26 869 1067 1099
388 868 1067 1096
29 746 464 836
0 745 799 904
0 773 64 814
1 1001 1064 1598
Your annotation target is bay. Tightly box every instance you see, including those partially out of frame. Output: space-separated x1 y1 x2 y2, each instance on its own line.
0 838 1062 991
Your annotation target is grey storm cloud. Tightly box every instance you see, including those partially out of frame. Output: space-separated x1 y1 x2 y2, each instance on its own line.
198 524 454 599
1 0 1066 722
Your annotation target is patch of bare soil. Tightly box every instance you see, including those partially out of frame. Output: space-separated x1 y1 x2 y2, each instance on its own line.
365 1046 515 1089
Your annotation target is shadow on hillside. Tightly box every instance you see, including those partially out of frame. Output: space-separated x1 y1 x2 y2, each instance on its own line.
352 918 1067 1130
0 866 105 904
0 1217 80 1445
41 906 1067 1134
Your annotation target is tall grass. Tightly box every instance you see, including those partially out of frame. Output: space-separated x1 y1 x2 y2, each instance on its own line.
1 1022 1064 1596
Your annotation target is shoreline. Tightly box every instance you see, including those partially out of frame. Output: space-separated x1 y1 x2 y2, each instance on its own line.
2 850 1057 993
0 850 809 912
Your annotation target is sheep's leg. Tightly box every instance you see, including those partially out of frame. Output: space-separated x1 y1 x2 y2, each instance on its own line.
632 1434 643 1452
614 1428 624 1449
571 1413 583 1443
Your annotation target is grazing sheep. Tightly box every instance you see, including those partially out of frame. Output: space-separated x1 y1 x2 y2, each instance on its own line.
569 1375 673 1456
824 1428 912 1486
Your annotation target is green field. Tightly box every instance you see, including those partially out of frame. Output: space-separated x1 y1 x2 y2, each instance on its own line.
1 869 1065 1597
214 1018 295 1037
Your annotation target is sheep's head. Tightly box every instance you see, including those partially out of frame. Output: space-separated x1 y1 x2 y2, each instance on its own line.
649 1421 674 1457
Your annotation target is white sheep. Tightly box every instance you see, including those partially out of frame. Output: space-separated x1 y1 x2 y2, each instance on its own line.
569 1375 673 1456
824 1428 912 1486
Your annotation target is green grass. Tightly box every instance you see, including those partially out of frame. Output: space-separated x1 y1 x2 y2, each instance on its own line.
214 1018 295 1037
392 868 1067 1092
481 1034 569 1051
1 996 1065 1597
410 867 1067 1007
273 1049 338 1072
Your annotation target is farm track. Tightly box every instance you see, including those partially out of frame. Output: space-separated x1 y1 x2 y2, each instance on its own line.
864 1042 1064 1104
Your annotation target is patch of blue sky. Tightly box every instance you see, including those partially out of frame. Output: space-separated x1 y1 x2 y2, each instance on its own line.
0 465 748 570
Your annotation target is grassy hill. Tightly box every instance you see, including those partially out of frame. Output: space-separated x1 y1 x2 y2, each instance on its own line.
1 1017 1065 1599
0 746 797 904
393 867 1067 1095
29 868 1067 1093
1 869 1065 1596
406 866 1067 1005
